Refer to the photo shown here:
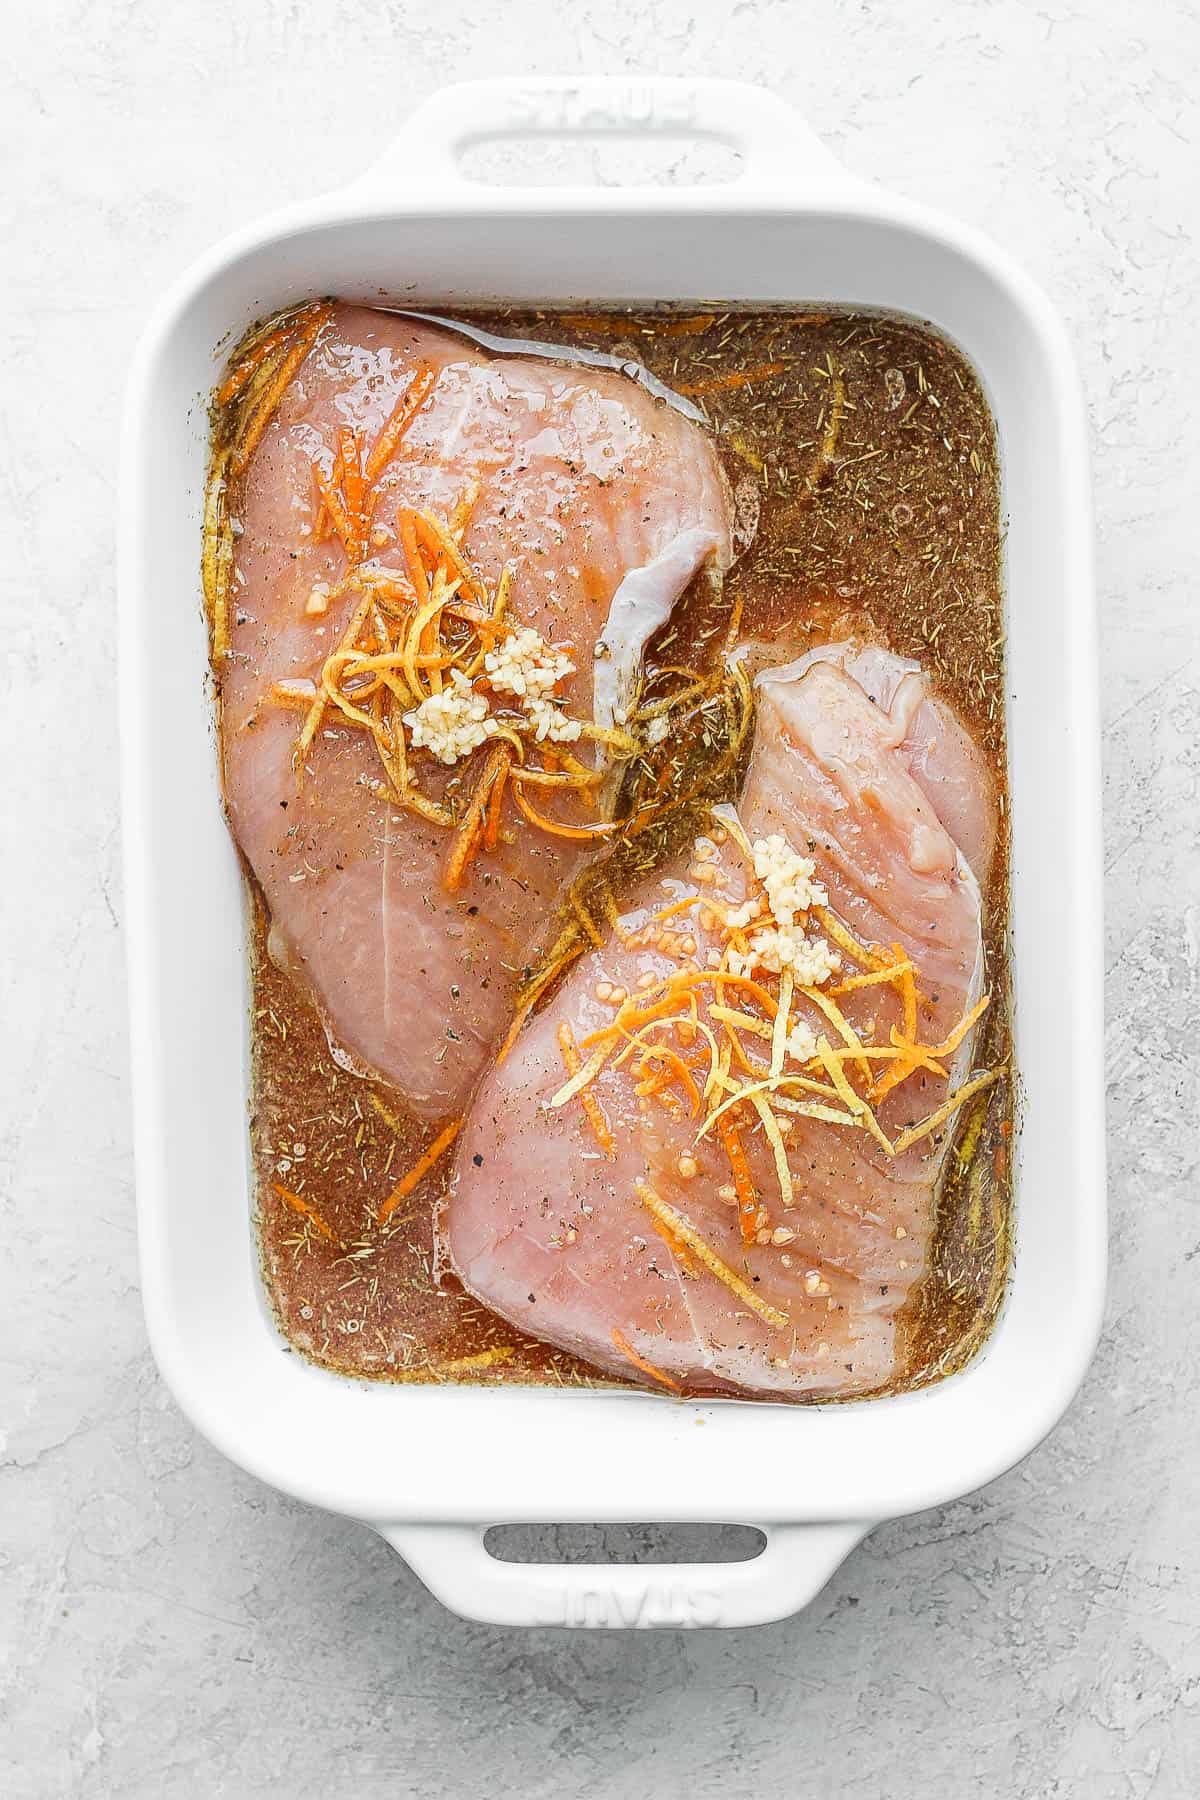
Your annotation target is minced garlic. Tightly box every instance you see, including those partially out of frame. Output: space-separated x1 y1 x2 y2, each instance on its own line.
727 928 840 988
785 1018 819 1063
724 897 763 930
525 696 583 744
404 669 497 766
750 834 828 926
484 625 574 701
752 927 840 986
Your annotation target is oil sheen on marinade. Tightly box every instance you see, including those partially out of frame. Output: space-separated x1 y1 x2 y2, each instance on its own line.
238 305 1011 1396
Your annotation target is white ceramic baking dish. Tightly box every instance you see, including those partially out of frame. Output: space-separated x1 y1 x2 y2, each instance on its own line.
119 76 1104 1629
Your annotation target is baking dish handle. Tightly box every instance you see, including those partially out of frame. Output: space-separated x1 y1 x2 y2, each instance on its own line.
381 1520 872 1629
346 77 860 204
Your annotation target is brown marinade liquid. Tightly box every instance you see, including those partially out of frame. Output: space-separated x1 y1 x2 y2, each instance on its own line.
241 305 1013 1398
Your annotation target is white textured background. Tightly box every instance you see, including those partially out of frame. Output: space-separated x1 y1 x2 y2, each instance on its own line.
3 2 1198 1795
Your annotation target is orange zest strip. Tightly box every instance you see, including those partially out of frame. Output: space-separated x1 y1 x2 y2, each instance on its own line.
272 1182 338 1243
557 1021 615 1156
830 961 914 996
496 997 533 1068
928 993 991 1059
676 360 789 398
414 509 487 603
443 801 486 893
441 595 494 626
233 303 331 474
297 589 374 759
652 896 702 924
895 944 918 1042
312 463 357 560
669 969 779 1016
483 749 510 850
708 1004 773 1043
813 906 888 972
709 972 779 1017
723 1017 765 1079
509 762 603 791
799 984 871 1084
717 1112 761 1246
579 994 681 1050
217 301 326 403
217 312 312 406
894 1030 949 1079
893 1070 1001 1156
870 1028 949 1103
365 365 438 482
637 1045 702 1118
870 984 987 1104
635 1064 676 1100
443 744 511 892
511 782 619 842
217 339 284 407
634 1184 789 1331
338 426 367 560
398 510 431 603
580 970 778 1052
377 1118 463 1224
815 1039 895 1158
610 1327 682 1393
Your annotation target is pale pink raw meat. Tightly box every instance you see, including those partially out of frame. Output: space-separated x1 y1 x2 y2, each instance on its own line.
737 639 997 885
221 305 732 1116
445 646 996 1398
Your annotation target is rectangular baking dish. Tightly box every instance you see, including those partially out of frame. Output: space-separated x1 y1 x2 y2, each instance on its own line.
119 77 1105 1629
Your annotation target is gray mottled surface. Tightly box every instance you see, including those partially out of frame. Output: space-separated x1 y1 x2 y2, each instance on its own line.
2 2 1197 1794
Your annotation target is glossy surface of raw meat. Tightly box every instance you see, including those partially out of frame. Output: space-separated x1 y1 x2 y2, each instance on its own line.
447 647 994 1398
222 306 732 1115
